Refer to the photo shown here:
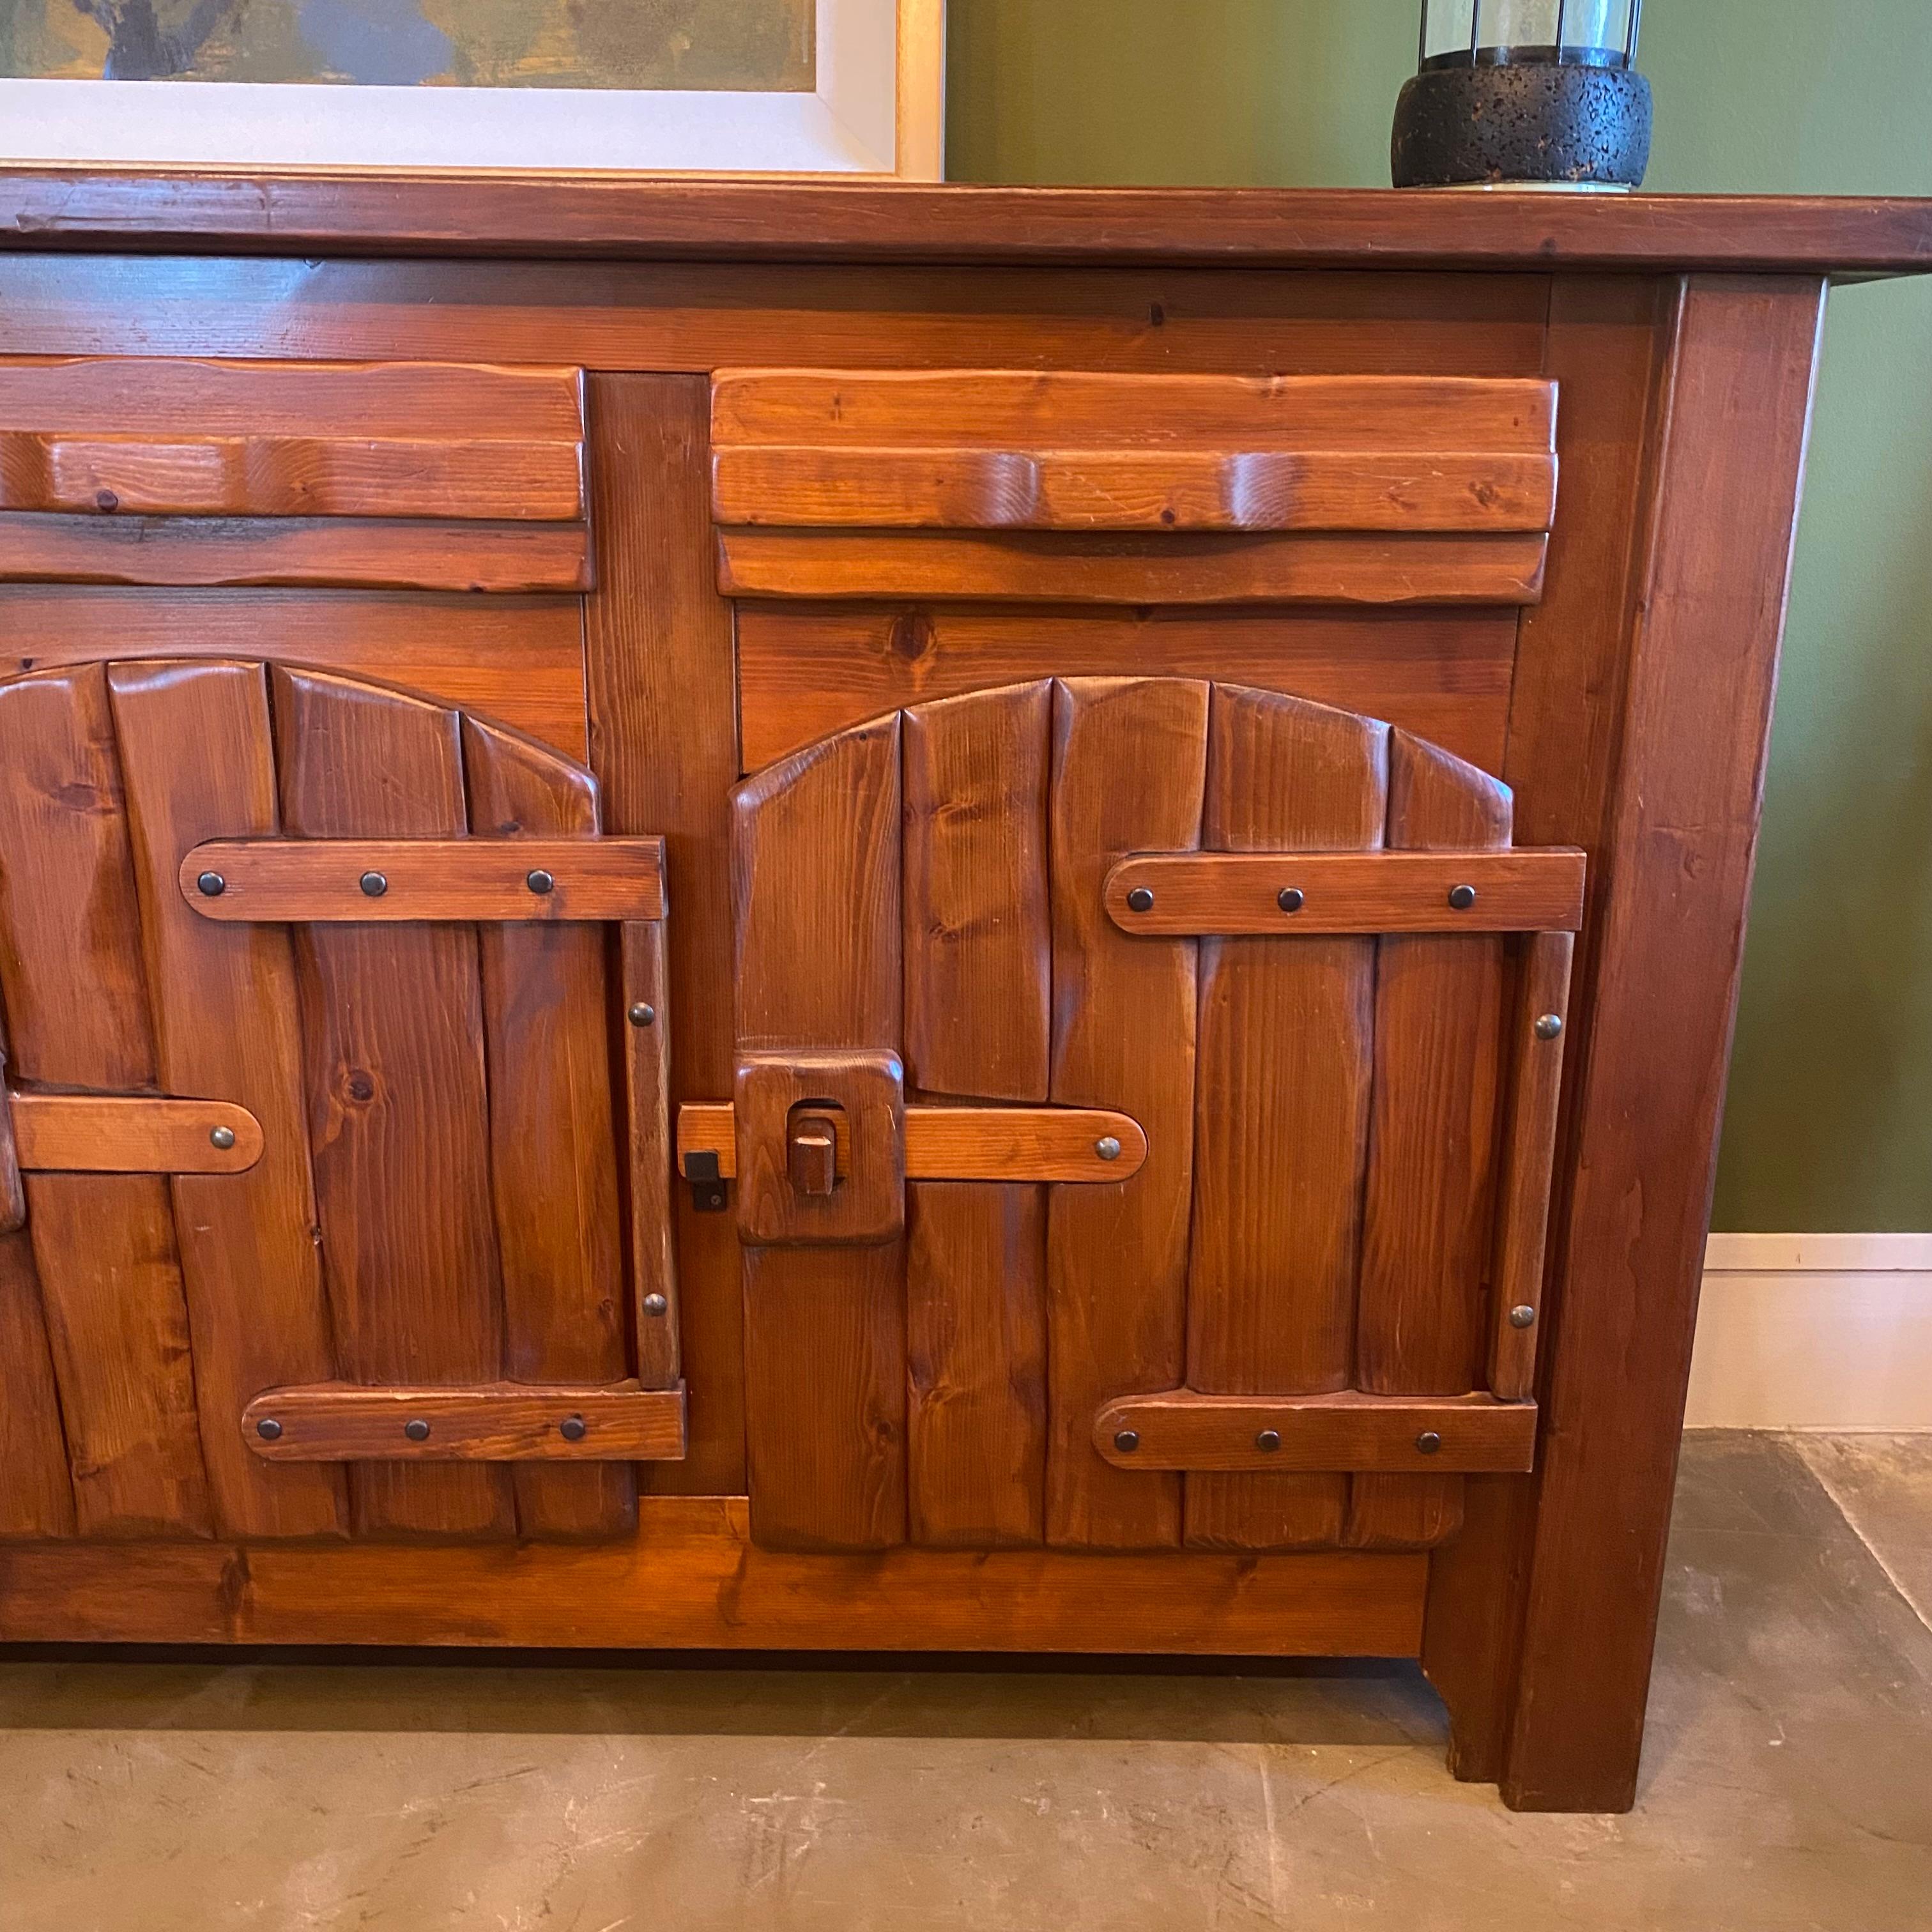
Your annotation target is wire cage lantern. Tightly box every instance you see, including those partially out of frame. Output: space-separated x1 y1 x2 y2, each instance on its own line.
1394 0 1652 188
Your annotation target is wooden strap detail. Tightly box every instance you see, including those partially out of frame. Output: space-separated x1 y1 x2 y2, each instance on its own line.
1489 931 1576 1401
180 836 666 923
1094 1393 1537 1476
624 921 681 1388
1106 850 1585 935
678 1102 1146 1184
8 1094 262 1174
242 1383 687 1463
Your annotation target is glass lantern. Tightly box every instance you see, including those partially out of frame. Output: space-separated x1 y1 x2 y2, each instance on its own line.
1420 0 1643 72
1393 0 1652 188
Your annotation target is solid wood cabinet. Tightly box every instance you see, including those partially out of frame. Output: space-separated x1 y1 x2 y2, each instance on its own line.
0 172 1926 1813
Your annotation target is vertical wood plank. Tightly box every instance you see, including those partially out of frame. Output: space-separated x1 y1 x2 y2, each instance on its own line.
733 714 905 1550
463 714 633 1540
623 918 680 1390
0 1224 76 1539
902 681 1052 1548
1348 732 1511 1551
275 666 512 1540
1045 676 1207 1550
583 372 744 1494
1184 686 1388 1550
0 664 212 1537
109 659 348 1540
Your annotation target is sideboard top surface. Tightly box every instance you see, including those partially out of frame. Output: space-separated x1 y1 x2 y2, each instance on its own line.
1 171 1929 279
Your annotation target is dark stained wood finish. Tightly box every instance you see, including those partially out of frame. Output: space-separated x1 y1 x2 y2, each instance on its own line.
0 663 212 1537
105 659 346 1539
1348 733 1512 1552
462 714 634 1540
275 666 513 1540
736 604 1516 776
8 1094 262 1173
901 682 1053 1103
1 173 1923 275
0 514 591 592
623 919 680 1390
1 587 589 759
0 1224 75 1538
1184 687 1386 1551
718 528 1548 608
583 373 742 1496
181 834 664 923
1045 677 1207 1550
733 716 906 1549
243 1383 684 1464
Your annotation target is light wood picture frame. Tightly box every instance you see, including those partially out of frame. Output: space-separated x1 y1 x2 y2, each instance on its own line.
0 0 946 180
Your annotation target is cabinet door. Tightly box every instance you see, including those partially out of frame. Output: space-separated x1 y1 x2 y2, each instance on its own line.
0 658 678 1544
709 679 1579 1556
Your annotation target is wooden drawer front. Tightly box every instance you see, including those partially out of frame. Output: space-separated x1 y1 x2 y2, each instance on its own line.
711 677 1575 1557
712 368 1557 606
0 657 675 1546
0 360 588 592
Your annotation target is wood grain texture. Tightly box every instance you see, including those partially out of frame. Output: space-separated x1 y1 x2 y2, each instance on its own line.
736 604 1515 776
243 1384 684 1464
0 662 212 1537
623 919 680 1390
181 836 664 923
1107 850 1584 935
1046 677 1207 1550
0 436 583 521
1184 687 1387 1552
1494 279 1830 1813
0 1497 1430 1658
0 515 592 592
719 529 1548 608
0 1225 75 1538
275 665 512 1539
2 586 590 759
712 371 1556 452
901 681 1052 1103
10 1094 261 1173
105 658 345 1538
733 1050 907 1247
712 445 1558 535
462 714 633 1540
583 374 742 1494
1098 1393 1537 1474
1487 933 1575 1402
0 175 1924 273
733 714 905 1549
1347 733 1512 1552
678 1103 1146 1183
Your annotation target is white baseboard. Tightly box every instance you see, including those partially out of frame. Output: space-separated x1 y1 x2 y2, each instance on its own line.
1685 1233 1932 1432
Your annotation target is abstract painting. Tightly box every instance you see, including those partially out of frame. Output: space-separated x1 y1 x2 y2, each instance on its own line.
0 0 815 91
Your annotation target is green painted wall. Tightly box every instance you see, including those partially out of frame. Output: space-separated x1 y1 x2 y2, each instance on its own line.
947 0 1932 1232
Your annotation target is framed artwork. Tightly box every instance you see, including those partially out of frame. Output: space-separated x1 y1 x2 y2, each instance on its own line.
0 0 944 176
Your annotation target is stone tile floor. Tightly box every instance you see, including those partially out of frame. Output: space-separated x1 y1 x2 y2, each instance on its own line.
2 1430 1928 1930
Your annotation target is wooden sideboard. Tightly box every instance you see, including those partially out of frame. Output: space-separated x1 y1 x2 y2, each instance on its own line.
0 174 1926 1813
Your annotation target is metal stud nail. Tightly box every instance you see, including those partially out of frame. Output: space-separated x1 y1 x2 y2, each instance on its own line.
360 870 388 898
196 870 226 898
1448 884 1478 911
1535 1013 1565 1041
1510 1304 1538 1330
404 1418 431 1443
1126 886 1156 913
1114 1429 1140 1453
643 1292 669 1317
209 1124 237 1151
1095 1136 1123 1162
256 1417 283 1442
1255 1428 1282 1453
526 868 555 896
629 1002 657 1028
1277 887 1305 914
1416 1430 1444 1455
559 1415 588 1443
